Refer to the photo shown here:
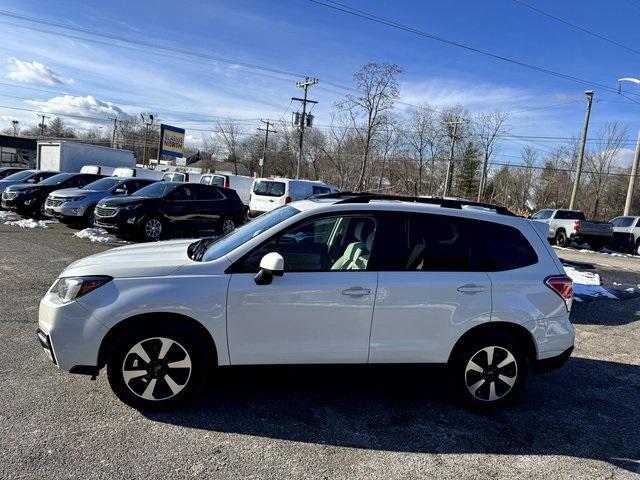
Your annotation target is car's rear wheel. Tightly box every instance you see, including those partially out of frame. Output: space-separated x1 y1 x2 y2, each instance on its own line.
141 216 163 241
635 239 640 256
555 230 568 248
449 332 528 411
106 324 207 410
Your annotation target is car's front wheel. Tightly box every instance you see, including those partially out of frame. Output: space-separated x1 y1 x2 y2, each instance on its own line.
106 324 207 410
449 332 528 411
141 216 164 241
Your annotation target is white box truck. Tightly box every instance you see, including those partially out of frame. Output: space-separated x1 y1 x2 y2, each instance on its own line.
36 141 135 173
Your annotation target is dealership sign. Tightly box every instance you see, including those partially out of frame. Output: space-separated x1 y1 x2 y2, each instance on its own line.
159 124 185 157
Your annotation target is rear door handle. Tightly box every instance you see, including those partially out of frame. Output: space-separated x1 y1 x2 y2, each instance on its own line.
457 284 486 294
341 287 372 297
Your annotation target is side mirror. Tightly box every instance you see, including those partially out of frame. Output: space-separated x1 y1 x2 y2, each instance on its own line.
254 252 284 285
114 188 126 195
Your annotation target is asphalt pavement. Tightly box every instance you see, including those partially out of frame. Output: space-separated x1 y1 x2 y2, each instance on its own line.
1 221 639 479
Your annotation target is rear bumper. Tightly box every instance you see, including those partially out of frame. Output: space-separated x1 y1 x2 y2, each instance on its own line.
533 346 573 373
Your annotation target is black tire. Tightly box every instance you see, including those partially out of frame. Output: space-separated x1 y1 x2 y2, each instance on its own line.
448 331 528 412
140 216 164 242
84 207 97 227
634 239 640 256
106 322 209 410
555 230 568 248
590 241 604 252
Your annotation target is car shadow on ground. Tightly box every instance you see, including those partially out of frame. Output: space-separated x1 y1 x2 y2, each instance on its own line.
145 357 640 474
571 295 640 325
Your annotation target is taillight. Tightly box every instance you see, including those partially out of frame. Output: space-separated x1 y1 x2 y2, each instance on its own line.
574 220 581 232
224 181 230 188
285 196 292 204
545 275 573 311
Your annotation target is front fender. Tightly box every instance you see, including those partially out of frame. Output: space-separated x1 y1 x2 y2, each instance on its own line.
78 274 231 365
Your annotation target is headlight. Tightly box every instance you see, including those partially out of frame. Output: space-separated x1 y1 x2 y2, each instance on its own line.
122 204 142 211
51 276 112 303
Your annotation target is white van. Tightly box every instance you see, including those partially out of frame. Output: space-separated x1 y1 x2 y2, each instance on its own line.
248 178 339 217
200 173 253 206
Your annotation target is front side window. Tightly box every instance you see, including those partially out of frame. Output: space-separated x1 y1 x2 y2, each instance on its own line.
234 214 377 272
169 185 194 201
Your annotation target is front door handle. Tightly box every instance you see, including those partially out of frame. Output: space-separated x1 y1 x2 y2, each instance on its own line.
457 284 486 294
341 287 372 297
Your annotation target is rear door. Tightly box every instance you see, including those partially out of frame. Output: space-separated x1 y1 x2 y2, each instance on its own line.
163 184 197 227
369 213 491 363
251 180 286 212
194 185 226 226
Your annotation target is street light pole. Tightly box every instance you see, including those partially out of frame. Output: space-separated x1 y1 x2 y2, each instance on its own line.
568 90 594 210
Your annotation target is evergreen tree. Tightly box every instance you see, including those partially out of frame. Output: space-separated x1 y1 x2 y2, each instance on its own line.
456 142 480 199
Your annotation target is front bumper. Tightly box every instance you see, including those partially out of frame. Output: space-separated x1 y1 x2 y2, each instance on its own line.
37 292 109 371
44 203 89 220
1 195 35 213
93 209 140 231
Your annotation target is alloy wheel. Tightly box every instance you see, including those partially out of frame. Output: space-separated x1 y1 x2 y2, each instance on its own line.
464 346 518 402
145 218 162 240
121 337 192 401
222 218 235 234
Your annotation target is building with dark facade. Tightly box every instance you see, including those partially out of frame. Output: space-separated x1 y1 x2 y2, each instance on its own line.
0 135 37 166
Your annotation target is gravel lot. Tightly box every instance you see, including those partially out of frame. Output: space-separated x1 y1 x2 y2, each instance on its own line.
1 221 639 479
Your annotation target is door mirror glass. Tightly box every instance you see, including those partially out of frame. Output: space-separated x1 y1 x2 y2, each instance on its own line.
254 252 284 285
113 188 127 195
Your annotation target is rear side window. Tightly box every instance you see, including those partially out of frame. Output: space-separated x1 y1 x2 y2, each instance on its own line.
555 210 585 220
371 214 470 272
253 181 285 197
616 217 635 227
465 219 538 271
312 185 331 195
196 185 224 200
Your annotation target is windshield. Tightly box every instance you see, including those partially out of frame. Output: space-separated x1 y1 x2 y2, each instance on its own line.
199 206 300 262
253 180 285 197
38 173 75 186
3 170 35 182
132 182 175 198
83 177 121 191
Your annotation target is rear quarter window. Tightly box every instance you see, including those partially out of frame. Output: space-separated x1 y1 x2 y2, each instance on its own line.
466 219 538 271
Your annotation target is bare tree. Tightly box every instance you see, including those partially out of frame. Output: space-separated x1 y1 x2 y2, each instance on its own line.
404 105 438 196
217 120 243 175
339 62 402 191
474 110 510 202
374 115 400 191
586 122 629 218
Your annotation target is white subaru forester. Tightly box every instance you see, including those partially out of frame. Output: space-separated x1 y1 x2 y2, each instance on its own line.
38 194 574 411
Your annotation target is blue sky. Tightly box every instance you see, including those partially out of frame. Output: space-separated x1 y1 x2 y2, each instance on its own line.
1 0 639 163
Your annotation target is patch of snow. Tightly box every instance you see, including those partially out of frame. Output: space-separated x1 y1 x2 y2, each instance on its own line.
73 227 123 244
0 211 18 221
4 218 56 229
563 265 618 299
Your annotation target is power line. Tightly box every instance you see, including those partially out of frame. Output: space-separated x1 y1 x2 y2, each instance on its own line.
510 0 640 56
307 0 638 97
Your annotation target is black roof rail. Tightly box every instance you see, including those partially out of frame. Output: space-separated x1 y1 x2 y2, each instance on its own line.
311 192 517 216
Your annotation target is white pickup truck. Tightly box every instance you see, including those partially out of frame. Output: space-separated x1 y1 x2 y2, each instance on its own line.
531 209 613 250
609 216 640 254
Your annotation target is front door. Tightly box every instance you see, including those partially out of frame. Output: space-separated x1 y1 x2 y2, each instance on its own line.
226 213 379 364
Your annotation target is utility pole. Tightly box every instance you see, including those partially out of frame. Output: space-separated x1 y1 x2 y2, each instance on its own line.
11 120 18 136
257 120 277 177
140 114 154 166
443 120 467 197
38 115 49 137
292 77 318 179
569 90 594 210
624 130 640 215
111 117 118 148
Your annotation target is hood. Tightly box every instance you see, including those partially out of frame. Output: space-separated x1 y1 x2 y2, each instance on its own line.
6 183 40 192
62 239 195 278
49 188 86 198
99 195 153 207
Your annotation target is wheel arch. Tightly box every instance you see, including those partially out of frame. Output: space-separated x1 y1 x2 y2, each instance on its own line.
97 312 218 369
447 321 537 366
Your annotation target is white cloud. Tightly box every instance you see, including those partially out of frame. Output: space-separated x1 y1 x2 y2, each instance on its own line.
26 95 131 126
6 57 74 86
612 148 635 168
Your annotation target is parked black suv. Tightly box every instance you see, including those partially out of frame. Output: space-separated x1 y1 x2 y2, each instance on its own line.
93 182 246 241
1 172 103 217
0 167 26 180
